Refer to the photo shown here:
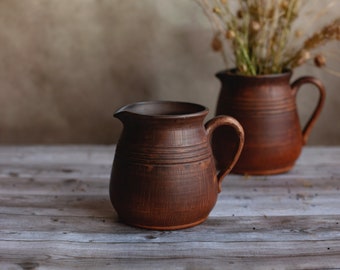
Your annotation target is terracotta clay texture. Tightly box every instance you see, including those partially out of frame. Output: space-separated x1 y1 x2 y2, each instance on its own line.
213 69 326 175
110 101 244 230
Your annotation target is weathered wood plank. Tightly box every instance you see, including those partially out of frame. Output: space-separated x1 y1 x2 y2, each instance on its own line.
2 190 340 218
1 215 340 242
0 145 116 166
1 173 340 217
1 240 340 269
0 146 340 269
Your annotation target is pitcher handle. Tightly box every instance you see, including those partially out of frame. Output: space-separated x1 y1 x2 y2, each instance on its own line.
205 116 244 193
291 76 326 145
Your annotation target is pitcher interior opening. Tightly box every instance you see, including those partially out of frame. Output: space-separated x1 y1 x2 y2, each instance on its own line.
124 101 208 117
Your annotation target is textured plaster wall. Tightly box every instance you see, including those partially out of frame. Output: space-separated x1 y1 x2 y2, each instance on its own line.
0 0 339 144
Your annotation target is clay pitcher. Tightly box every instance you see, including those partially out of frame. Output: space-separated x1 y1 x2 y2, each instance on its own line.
213 69 326 175
110 101 244 230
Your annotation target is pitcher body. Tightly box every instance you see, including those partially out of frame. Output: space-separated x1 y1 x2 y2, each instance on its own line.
110 101 244 230
214 69 325 175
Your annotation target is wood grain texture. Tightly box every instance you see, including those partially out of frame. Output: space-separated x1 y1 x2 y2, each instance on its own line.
0 146 340 269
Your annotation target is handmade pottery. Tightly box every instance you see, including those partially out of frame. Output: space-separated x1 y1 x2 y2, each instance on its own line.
213 69 326 175
110 101 244 230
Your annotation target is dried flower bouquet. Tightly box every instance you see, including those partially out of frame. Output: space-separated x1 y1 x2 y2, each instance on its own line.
196 0 340 75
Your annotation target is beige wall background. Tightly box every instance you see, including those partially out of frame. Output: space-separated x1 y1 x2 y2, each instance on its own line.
0 0 339 145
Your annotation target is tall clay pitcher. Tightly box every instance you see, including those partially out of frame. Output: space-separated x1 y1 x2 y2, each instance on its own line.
213 69 326 175
110 101 244 230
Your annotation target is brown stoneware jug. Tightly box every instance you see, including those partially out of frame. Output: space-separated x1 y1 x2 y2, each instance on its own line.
213 69 326 175
110 101 244 230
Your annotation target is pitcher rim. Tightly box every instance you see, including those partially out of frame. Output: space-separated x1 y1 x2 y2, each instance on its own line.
216 68 292 79
114 100 209 119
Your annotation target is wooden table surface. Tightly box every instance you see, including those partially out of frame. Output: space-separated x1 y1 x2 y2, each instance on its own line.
1 146 340 269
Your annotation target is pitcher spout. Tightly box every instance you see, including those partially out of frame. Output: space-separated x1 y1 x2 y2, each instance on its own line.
114 110 126 120
114 103 135 122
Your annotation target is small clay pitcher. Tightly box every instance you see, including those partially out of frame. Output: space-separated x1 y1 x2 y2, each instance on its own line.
213 69 326 175
110 101 244 230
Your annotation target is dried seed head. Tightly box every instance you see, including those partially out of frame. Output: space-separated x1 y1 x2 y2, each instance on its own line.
297 50 311 66
211 35 223 51
251 21 261 32
280 0 289 10
225 30 236 40
239 63 248 73
303 51 311 60
196 0 339 75
314 54 326 67
213 7 221 14
322 19 340 39
295 30 303 38
267 8 275 19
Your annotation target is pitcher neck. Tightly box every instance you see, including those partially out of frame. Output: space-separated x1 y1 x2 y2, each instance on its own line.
216 69 293 86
